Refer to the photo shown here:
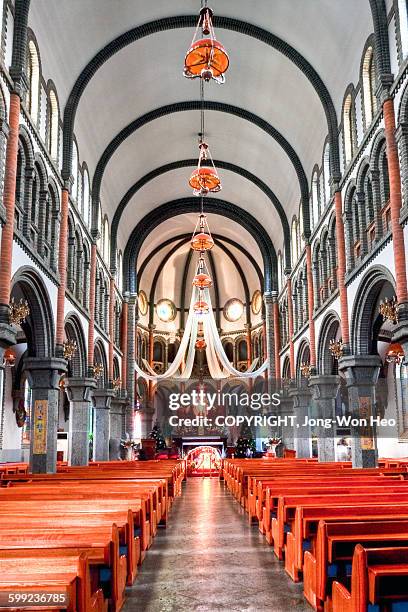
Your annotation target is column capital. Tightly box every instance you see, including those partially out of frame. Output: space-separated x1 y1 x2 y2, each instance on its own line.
24 357 67 389
65 376 97 402
308 374 340 400
0 319 17 349
93 388 115 410
338 355 382 387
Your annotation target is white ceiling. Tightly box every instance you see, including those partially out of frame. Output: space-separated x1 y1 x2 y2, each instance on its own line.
28 0 374 274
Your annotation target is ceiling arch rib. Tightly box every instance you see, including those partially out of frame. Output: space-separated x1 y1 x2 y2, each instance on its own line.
143 234 254 331
109 157 292 272
137 233 264 293
124 198 275 294
60 14 340 183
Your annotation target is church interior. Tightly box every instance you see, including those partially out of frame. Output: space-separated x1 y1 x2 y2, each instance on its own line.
1 0 408 610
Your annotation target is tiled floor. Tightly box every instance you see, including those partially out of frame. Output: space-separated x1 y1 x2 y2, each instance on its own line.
123 477 309 611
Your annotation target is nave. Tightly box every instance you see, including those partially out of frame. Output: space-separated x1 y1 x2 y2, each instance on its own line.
123 477 308 612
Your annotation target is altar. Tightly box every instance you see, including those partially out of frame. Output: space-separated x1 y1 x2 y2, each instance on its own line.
173 437 227 476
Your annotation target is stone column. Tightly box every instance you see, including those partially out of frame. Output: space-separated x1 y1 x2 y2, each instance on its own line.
308 375 340 462
125 296 136 437
93 388 115 461
338 355 381 468
0 93 22 324
278 392 295 452
87 241 98 373
333 188 350 350
55 181 71 354
273 297 281 380
108 276 115 381
121 296 129 389
264 292 275 379
383 98 408 306
288 385 312 458
24 357 67 474
109 395 127 459
356 192 368 257
306 244 317 368
286 278 295 378
65 377 96 466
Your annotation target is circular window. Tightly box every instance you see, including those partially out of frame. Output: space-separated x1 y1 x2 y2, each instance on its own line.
138 290 148 316
251 290 262 315
224 298 244 322
156 299 176 323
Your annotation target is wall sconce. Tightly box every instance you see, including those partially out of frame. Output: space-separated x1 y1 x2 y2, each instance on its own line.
63 340 77 361
112 377 121 391
379 297 398 325
9 298 30 326
300 362 312 379
92 363 104 380
329 339 344 360
2 348 15 368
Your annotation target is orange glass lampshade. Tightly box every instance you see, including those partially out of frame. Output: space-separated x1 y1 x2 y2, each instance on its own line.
195 338 207 350
184 38 229 82
192 272 213 288
191 232 214 251
194 300 209 315
189 166 221 195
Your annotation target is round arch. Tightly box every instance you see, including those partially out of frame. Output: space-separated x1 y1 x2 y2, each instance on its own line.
64 313 87 378
350 265 396 355
93 338 108 388
10 266 55 358
109 156 293 272
123 198 276 294
317 311 341 375
61 15 340 184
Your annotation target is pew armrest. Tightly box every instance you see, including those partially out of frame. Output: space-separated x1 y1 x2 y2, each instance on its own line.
303 551 317 610
332 581 351 612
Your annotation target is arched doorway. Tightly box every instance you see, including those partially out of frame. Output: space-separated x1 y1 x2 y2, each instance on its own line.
186 445 222 477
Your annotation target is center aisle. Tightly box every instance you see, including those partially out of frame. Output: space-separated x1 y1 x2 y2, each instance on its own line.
124 477 309 611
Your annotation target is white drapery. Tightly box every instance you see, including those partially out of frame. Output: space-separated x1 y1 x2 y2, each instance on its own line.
134 281 268 381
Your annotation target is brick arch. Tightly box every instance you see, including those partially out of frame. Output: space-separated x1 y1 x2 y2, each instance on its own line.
370 129 386 168
356 156 371 192
110 157 293 273
94 338 108 388
296 338 311 381
60 14 341 186
10 266 55 358
64 312 87 377
18 126 35 167
124 197 277 294
317 311 341 375
350 265 396 355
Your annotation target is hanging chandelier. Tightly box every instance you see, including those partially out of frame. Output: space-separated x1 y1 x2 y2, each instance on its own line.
191 214 214 251
195 338 207 350
189 142 221 196
184 6 229 84
194 299 210 316
193 256 213 288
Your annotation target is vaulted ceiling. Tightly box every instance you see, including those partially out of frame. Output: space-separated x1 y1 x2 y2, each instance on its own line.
28 0 374 270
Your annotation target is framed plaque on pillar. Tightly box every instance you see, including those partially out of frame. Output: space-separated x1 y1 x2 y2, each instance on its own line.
33 399 48 454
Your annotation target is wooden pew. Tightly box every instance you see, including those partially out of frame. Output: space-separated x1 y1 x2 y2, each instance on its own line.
0 504 142 579
285 503 408 582
272 492 408 560
0 552 107 612
332 545 408 612
304 519 408 610
0 525 125 611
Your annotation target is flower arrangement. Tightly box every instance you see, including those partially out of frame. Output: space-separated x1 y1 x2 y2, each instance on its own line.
121 433 139 460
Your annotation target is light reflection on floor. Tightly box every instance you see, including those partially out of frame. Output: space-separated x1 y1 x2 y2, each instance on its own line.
123 477 309 611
